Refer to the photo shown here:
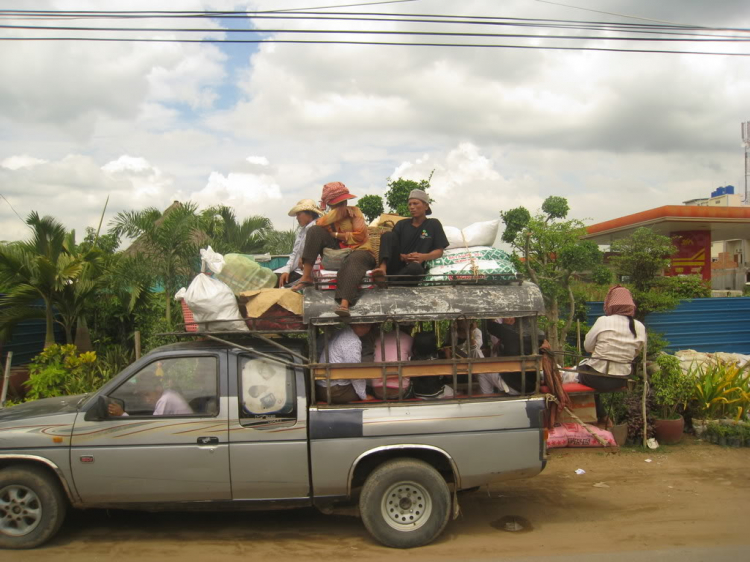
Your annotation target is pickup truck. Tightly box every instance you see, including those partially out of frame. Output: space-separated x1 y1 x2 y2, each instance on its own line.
0 284 548 550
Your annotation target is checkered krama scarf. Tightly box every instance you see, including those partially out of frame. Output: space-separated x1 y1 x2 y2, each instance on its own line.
604 285 636 317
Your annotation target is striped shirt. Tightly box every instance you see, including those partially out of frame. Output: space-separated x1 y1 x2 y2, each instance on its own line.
580 314 647 376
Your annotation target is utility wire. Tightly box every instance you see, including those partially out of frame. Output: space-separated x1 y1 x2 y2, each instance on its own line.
2 23 748 43
0 36 745 56
0 194 28 227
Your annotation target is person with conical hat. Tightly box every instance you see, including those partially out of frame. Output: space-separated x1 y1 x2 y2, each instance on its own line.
275 198 323 287
290 182 375 316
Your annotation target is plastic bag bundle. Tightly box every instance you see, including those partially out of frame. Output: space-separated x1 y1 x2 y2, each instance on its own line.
427 246 511 268
213 253 276 295
443 219 500 249
175 247 248 332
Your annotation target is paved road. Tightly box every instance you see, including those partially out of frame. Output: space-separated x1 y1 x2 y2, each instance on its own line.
5 441 749 561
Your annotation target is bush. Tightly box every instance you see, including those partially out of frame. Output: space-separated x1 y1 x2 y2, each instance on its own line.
689 360 750 421
25 344 113 400
651 354 693 420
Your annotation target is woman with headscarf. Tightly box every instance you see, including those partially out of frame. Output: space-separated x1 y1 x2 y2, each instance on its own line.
577 285 647 426
291 181 375 316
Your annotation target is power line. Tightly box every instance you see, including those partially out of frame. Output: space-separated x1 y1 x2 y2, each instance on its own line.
0 194 28 227
2 23 748 44
272 0 421 12
0 36 746 56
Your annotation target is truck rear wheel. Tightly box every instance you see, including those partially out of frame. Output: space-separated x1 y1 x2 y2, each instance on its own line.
359 458 450 548
0 466 67 549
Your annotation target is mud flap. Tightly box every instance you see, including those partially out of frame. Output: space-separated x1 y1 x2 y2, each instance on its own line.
452 486 461 520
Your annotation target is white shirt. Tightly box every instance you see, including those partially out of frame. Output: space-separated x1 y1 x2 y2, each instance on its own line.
275 221 315 275
153 389 193 415
317 326 368 400
581 314 647 376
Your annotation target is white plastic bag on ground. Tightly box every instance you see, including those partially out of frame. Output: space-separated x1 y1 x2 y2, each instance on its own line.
445 219 500 249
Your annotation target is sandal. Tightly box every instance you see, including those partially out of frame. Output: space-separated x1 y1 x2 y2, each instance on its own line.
334 305 351 317
291 280 314 294
371 269 388 288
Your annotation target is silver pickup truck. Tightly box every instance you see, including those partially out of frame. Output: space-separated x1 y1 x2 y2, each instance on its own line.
0 283 548 550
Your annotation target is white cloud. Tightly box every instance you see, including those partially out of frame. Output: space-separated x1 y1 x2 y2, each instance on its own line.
2 0 749 246
1 155 48 170
246 156 270 166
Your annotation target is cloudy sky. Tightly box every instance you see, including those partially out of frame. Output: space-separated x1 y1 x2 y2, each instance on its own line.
1 0 748 247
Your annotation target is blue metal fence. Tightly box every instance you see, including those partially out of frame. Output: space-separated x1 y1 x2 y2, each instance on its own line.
0 296 66 366
586 297 750 354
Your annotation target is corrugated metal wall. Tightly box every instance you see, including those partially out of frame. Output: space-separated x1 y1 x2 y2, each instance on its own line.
586 297 750 354
0 296 65 366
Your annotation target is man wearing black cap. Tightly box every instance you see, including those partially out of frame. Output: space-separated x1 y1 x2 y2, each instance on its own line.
371 189 449 286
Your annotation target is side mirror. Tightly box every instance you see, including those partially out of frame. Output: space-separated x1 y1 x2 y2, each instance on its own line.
84 395 109 421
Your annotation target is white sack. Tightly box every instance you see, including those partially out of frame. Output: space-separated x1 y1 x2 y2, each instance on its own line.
200 246 225 274
445 219 500 249
182 274 248 332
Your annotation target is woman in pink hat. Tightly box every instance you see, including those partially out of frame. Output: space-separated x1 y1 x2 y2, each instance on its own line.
291 181 375 316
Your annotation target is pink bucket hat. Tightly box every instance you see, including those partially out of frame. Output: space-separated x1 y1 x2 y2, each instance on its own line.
320 181 357 210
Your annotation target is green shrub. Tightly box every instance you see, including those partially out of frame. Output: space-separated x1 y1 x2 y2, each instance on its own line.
651 354 693 420
25 344 113 400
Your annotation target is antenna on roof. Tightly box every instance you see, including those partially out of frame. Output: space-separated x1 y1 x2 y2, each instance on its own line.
742 122 750 204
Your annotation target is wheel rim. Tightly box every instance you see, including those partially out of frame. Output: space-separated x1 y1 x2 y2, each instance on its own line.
381 480 432 532
0 485 43 537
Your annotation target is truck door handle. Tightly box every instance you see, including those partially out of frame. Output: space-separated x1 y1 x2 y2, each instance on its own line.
197 436 219 445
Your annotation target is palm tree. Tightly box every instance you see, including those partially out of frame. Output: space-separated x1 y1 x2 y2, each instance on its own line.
0 213 91 347
200 205 272 255
112 202 202 325
264 228 298 255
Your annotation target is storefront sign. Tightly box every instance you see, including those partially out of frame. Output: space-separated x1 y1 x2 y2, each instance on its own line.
668 230 711 281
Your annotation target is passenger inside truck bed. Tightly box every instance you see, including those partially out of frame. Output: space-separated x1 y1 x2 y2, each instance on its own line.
316 323 373 403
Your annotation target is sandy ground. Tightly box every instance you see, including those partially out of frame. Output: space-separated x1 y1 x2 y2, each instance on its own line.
7 437 750 561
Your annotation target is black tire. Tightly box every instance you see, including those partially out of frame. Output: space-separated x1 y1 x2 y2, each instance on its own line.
0 466 67 549
359 458 451 549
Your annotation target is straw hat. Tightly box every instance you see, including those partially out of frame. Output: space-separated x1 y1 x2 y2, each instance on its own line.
320 181 357 210
287 198 323 217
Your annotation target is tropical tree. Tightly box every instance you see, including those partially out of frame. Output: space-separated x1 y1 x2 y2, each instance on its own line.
501 196 604 351
0 213 97 347
200 205 272 255
264 228 298 255
385 172 434 217
358 194 384 223
111 202 202 325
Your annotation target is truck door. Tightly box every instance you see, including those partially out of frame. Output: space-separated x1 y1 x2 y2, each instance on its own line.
228 352 310 500
71 352 231 503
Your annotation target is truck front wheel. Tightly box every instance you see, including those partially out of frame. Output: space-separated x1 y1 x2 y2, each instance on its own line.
359 458 450 548
0 466 67 549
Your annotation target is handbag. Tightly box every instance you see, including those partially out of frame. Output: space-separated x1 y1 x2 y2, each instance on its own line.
322 247 352 270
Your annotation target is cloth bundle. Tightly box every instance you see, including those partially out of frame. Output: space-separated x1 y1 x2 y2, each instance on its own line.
425 246 517 282
314 268 375 290
545 422 617 448
213 253 277 295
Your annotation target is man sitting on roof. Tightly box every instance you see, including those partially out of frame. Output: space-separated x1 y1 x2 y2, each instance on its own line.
317 323 374 404
275 198 322 287
370 189 449 286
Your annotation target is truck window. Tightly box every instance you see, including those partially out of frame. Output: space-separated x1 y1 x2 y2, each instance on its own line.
238 356 296 425
109 356 219 417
